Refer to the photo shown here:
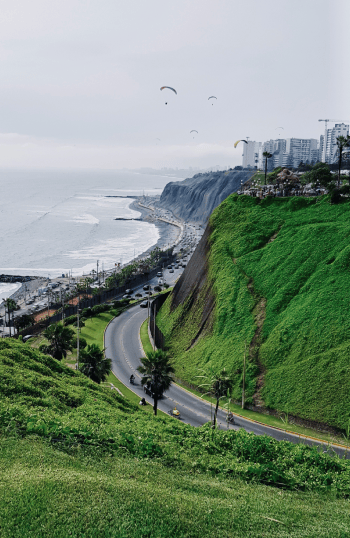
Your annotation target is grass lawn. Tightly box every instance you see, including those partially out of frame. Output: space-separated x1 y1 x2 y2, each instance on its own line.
140 318 154 355
1 435 350 538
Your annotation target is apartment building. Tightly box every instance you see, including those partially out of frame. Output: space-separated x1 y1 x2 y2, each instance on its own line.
324 123 349 164
242 141 261 168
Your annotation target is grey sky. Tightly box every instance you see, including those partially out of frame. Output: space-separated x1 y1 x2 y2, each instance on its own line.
0 0 348 169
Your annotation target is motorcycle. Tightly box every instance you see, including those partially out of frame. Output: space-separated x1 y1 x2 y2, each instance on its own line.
129 376 135 385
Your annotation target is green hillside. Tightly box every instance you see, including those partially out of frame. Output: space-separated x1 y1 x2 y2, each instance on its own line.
2 338 350 536
157 194 350 431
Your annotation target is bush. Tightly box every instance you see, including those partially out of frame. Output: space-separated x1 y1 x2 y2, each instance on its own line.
64 315 77 326
82 307 93 318
91 304 110 315
72 336 87 349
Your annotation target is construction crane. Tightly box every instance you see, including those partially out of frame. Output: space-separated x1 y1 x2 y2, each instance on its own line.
318 119 350 161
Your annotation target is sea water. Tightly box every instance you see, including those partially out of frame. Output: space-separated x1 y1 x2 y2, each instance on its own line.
0 169 175 292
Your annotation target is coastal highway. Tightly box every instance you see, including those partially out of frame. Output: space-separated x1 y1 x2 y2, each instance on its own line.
105 302 350 459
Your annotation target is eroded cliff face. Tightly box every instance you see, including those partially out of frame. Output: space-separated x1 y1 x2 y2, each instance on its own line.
158 169 254 223
171 224 214 339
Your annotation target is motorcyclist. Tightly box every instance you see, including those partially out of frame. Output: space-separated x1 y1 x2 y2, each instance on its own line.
129 374 135 384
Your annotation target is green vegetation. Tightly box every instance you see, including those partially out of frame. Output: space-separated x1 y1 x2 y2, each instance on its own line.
140 318 154 355
2 336 350 535
42 323 75 361
137 350 175 415
2 437 350 538
157 194 350 431
79 343 112 383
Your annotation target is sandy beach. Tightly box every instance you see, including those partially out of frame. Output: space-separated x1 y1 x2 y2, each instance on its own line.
1 196 183 306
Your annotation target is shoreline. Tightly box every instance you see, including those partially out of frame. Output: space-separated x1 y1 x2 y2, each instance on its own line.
1 196 183 300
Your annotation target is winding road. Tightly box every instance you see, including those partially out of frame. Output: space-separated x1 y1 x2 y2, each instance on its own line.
105 300 350 459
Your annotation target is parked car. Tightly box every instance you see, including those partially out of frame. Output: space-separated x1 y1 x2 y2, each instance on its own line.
123 294 132 299
174 265 179 269
167 265 172 270
169 269 174 273
135 293 142 297
143 284 151 290
154 285 162 292
125 289 133 294
157 272 162 277
140 301 148 308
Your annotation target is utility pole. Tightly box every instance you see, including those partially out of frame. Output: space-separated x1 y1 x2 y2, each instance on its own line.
77 298 80 372
97 260 99 285
7 300 11 338
61 288 65 322
242 341 246 409
47 290 51 326
153 303 156 351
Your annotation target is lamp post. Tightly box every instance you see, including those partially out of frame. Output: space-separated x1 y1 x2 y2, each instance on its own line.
77 304 81 371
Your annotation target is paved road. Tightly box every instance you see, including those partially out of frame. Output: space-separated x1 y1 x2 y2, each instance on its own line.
105 302 350 459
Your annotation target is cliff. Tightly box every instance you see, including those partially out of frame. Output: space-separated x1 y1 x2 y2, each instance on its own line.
158 168 254 223
157 193 350 431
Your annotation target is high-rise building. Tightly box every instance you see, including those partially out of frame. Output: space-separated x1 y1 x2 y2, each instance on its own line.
324 123 349 164
242 141 261 168
285 138 318 167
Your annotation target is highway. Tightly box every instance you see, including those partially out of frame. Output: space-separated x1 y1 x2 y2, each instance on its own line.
105 290 350 459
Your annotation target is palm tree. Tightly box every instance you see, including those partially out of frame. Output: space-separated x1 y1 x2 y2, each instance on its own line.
79 343 111 383
263 151 273 185
336 135 350 188
137 350 175 415
43 322 75 361
197 368 233 428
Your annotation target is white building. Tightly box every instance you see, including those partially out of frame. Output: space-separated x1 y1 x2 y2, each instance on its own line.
285 138 318 167
242 141 261 168
324 123 349 164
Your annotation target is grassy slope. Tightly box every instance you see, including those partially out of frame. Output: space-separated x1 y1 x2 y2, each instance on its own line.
157 194 350 430
2 339 350 535
3 437 350 538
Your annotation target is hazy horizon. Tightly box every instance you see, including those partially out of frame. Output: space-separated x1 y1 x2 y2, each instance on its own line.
0 0 348 170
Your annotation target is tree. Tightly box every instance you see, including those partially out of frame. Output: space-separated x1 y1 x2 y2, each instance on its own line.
263 152 273 185
137 350 175 416
300 162 335 189
5 298 18 312
14 313 34 331
42 323 75 361
198 368 233 428
79 344 111 383
335 135 350 188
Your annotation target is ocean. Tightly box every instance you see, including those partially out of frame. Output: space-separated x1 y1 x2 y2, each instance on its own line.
0 168 175 299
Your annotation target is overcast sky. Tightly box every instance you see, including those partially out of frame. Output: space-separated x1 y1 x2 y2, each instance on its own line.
0 0 348 169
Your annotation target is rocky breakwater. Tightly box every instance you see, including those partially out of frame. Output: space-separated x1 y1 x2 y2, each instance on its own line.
158 168 254 224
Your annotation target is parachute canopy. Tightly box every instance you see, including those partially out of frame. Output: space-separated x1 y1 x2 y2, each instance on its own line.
160 86 177 94
190 130 198 134
234 139 248 148
208 96 217 100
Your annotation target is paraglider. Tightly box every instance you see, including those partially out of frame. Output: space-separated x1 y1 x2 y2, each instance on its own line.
208 96 217 105
190 130 198 139
160 86 177 105
234 139 248 148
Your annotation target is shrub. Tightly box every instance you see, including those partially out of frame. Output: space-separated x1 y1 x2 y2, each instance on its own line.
72 336 87 349
82 307 93 318
64 315 77 326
